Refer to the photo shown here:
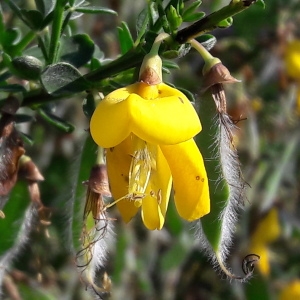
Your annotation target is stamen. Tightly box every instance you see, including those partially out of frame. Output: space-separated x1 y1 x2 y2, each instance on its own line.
105 137 158 209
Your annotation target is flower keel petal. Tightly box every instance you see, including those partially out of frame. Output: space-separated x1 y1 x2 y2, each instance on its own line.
160 139 210 221
141 146 172 230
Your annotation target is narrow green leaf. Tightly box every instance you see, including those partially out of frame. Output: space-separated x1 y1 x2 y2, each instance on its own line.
162 59 180 70
118 22 134 55
183 11 205 22
19 132 34 146
14 114 35 124
0 71 11 82
182 0 202 18
217 17 233 28
37 108 75 133
136 8 149 38
0 84 26 93
34 0 56 16
261 135 299 212
40 10 54 28
74 6 117 15
1 28 22 47
166 5 182 32
20 9 44 30
149 2 159 26
60 34 95 68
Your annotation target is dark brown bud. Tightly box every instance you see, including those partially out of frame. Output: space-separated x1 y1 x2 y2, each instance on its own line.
202 62 241 92
83 164 111 197
0 114 25 196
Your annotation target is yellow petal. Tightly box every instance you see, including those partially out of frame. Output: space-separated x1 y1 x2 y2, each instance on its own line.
279 280 300 300
141 145 172 230
160 139 210 221
106 136 139 222
285 40 300 79
90 86 136 148
90 82 201 147
129 83 201 145
251 208 281 245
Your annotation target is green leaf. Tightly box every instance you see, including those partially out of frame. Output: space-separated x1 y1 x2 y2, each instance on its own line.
10 55 43 80
149 2 159 26
1 28 21 47
136 8 149 37
60 34 95 68
162 59 180 70
74 6 117 15
166 5 182 32
217 17 233 28
118 22 134 55
41 62 88 95
182 0 202 18
37 108 75 133
183 11 205 22
20 9 44 30
19 132 34 146
0 71 11 82
34 0 56 16
14 114 35 124
0 84 26 93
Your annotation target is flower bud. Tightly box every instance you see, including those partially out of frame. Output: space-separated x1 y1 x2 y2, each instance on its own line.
139 53 163 85
202 62 241 92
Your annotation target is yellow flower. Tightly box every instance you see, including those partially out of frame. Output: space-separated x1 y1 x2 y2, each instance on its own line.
284 40 300 114
90 80 210 230
279 280 300 300
249 208 280 276
284 40 300 80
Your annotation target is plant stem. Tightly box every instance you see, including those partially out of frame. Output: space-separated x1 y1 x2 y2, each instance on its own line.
48 0 65 64
189 39 214 61
20 1 257 107
175 0 257 43
21 49 146 107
